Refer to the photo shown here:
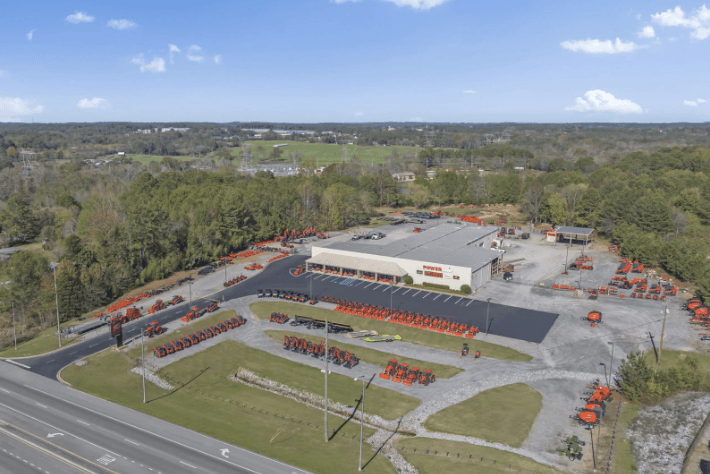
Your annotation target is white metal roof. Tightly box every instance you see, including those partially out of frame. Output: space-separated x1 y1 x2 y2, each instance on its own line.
307 253 408 277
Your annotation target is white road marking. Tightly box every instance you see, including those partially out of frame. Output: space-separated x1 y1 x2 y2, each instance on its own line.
432 294 441 301
76 420 90 425
466 300 473 306
364 282 374 288
421 293 429 299
36 403 47 408
124 438 139 446
353 281 364 286
391 287 401 293
382 286 390 292
4 360 30 369
412 291 421 297
89 344 98 348
402 289 412 295
180 461 197 468
0 388 10 393
444 295 453 302
455 297 464 304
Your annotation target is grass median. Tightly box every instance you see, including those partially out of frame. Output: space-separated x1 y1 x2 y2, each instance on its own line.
395 438 564 474
264 330 463 379
126 309 238 359
0 326 77 358
63 341 397 474
423 383 542 447
251 302 532 362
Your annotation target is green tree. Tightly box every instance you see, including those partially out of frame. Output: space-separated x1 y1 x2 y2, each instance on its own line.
2 194 39 242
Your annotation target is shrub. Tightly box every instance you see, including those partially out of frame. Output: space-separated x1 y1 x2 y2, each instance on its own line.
423 282 450 290
460 284 471 294
404 275 413 285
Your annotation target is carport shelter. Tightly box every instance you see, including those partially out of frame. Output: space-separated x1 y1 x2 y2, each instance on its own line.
305 253 407 281
554 226 594 246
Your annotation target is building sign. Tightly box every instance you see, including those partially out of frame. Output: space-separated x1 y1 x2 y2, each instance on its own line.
424 271 443 278
110 321 123 338
453 275 460 280
416 270 423 275
423 265 442 272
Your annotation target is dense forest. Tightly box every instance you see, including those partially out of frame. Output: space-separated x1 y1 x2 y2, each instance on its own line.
2 122 710 350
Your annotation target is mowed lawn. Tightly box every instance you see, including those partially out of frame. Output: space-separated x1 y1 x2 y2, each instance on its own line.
63 342 396 474
396 438 564 474
264 330 463 379
124 154 194 164
251 302 532 362
238 141 420 166
423 383 542 447
0 326 77 358
127 309 238 359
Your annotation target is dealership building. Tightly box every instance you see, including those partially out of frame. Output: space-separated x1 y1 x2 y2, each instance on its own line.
307 223 502 291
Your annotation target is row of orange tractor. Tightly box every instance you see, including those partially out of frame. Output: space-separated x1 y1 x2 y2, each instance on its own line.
570 379 613 428
109 307 142 325
245 263 263 271
224 275 247 287
95 293 152 317
685 298 710 346
147 295 184 314
152 316 246 358
321 297 480 339
283 335 359 368
266 253 290 264
379 359 436 386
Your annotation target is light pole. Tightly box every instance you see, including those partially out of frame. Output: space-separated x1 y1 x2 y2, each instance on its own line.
590 425 597 471
12 302 16 351
607 342 615 386
188 281 193 304
390 279 393 314
354 375 369 471
485 297 492 336
658 300 669 366
599 362 608 388
51 262 61 348
324 311 329 442
141 330 146 403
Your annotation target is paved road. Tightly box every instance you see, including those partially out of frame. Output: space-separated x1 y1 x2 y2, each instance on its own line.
0 362 308 474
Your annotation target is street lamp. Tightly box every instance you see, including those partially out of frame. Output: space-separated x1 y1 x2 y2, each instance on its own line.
141 330 147 403
354 375 370 471
607 342 615 387
599 362 608 388
324 311 329 442
50 262 61 348
485 298 492 336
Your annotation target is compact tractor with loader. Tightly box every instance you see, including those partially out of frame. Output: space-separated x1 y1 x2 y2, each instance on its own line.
557 435 585 461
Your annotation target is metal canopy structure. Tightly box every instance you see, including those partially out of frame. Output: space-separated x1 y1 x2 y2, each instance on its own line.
306 253 407 277
554 226 595 245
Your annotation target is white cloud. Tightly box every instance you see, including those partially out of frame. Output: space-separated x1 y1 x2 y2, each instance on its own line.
462 90 476 94
66 11 94 23
652 5 710 40
382 0 451 9
0 96 43 121
131 56 166 73
186 45 204 63
354 111 364 116
214 54 222 64
77 97 108 109
684 98 707 106
168 44 181 63
26 29 35 40
108 19 136 30
638 25 655 38
561 38 645 54
565 89 643 114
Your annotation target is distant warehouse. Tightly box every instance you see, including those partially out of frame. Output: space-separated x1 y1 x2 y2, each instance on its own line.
308 224 501 291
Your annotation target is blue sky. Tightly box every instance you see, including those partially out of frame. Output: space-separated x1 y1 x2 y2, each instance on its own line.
1 0 709 123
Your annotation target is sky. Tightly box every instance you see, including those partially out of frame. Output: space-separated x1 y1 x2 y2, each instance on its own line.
1 0 709 123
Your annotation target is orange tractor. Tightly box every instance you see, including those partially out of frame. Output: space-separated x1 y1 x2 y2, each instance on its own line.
583 310 602 327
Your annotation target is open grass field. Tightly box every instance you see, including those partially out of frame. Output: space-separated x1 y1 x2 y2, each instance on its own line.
126 309 237 359
264 330 463 379
63 342 396 474
0 326 77 358
422 383 542 447
250 302 532 362
396 438 564 474
610 401 642 474
236 140 420 166
642 348 710 371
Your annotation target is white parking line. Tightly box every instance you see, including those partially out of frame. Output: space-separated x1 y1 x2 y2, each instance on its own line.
466 300 473 306
382 286 390 292
432 294 441 301
421 292 429 299
391 287 401 293
444 295 453 302
364 282 374 288
455 297 464 304
354 281 364 286
412 291 421 297
402 289 412 295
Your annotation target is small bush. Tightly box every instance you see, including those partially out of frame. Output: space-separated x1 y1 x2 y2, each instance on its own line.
461 284 471 294
404 275 413 285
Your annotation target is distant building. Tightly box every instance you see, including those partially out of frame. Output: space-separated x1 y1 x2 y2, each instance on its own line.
161 127 190 132
117 152 125 156
392 172 415 182
273 144 289 148
514 166 525 170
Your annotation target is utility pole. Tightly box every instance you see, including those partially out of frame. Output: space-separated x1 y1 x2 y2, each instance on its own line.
324 311 329 442
354 375 368 471
607 342 615 387
141 330 146 403
51 263 61 347
590 426 597 471
658 300 669 366
224 262 227 283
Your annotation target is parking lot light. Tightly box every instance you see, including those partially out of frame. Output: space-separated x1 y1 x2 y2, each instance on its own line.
485 297 492 336
353 375 369 471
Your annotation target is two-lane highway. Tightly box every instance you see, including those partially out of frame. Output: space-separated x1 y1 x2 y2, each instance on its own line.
0 362 309 474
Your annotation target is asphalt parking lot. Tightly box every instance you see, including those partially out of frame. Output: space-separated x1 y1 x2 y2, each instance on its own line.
270 256 559 344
